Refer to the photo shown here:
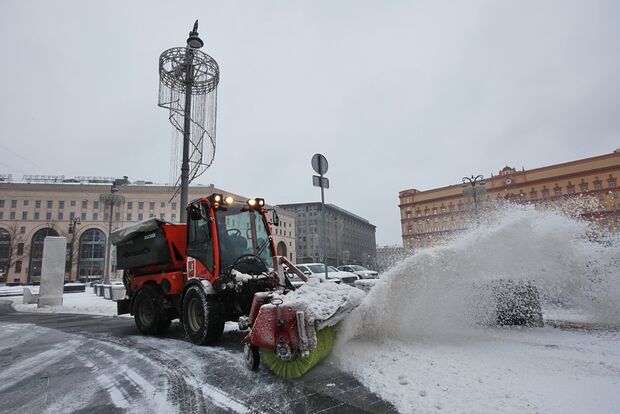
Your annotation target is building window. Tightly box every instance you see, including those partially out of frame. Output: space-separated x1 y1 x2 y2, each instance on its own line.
22 211 28 220
35 200 41 209
149 202 155 210
160 213 165 220
94 201 99 209
9 211 16 219
0 200 4 208
58 212 64 220
23 200 29 207
20 226 25 234
47 200 53 209
45 212 51 220
172 202 177 210
160 202 165 208
81 212 87 221
567 183 575 195
17 243 24 256
594 179 603 191
82 200 88 209
127 213 132 221
530 190 538 200
115 212 120 221
34 212 39 220
0 229 10 277
59 200 65 209
554 187 562 197
93 212 98 221
15 261 22 273
138 213 143 221
29 228 59 281
69 212 75 220
608 176 617 189
171 214 176 221
70 200 76 207
542 189 549 199
78 229 106 282
0 212 3 219
579 182 589 193
149 213 155 218
138 202 144 210
127 201 133 209
11 200 17 208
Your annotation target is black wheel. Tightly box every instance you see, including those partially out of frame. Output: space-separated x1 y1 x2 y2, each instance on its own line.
133 285 170 336
182 285 225 345
244 342 260 371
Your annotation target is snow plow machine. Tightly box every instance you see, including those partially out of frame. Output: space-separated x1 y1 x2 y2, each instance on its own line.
112 194 361 379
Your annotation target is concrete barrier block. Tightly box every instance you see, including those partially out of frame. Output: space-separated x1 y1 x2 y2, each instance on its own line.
38 236 66 308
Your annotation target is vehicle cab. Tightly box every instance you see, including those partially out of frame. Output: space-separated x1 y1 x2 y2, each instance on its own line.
186 194 276 292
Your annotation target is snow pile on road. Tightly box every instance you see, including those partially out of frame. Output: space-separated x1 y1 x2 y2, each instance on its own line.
280 279 365 327
333 203 620 413
11 290 120 316
0 285 39 297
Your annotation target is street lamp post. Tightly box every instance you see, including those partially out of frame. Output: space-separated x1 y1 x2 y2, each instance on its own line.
462 174 485 220
100 183 125 284
67 216 81 281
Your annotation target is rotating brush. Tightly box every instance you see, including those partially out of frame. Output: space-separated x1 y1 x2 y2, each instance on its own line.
262 326 335 379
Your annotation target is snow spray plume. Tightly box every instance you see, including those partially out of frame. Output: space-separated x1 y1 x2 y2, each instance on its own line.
338 200 620 344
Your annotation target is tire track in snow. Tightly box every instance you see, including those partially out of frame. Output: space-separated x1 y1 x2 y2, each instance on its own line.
84 333 256 413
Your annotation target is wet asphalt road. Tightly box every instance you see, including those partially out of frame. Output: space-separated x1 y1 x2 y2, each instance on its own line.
0 301 398 414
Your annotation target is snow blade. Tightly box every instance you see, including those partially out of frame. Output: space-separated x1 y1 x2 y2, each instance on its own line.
262 326 335 379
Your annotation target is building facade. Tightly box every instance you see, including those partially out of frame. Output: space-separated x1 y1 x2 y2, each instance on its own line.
0 177 295 283
399 151 620 250
278 202 376 268
375 245 406 273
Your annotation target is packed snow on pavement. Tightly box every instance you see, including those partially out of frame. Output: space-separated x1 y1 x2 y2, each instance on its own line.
8 289 121 316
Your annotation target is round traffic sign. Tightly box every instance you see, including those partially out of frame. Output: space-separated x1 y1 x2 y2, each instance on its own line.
311 153 328 175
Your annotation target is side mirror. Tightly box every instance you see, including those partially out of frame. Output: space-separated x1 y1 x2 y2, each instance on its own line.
303 271 311 276
271 210 280 226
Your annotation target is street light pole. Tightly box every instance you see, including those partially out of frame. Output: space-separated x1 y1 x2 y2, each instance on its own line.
179 22 203 224
67 216 81 281
100 183 125 284
462 174 485 220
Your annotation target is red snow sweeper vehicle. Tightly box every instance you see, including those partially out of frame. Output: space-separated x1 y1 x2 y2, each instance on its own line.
112 193 361 378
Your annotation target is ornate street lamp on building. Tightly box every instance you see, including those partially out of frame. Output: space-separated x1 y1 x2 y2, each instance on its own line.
462 174 486 219
158 20 219 223
100 183 125 284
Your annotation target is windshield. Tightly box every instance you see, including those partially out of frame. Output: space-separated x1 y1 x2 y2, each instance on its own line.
306 264 339 273
351 265 367 271
215 205 273 272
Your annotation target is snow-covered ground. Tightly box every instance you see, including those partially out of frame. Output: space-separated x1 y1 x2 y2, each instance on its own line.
334 323 619 413
7 289 120 316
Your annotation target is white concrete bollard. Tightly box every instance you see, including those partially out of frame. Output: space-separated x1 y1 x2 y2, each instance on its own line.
23 287 39 304
38 236 67 308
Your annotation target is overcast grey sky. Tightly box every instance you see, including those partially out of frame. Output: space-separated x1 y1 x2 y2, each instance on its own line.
0 0 618 245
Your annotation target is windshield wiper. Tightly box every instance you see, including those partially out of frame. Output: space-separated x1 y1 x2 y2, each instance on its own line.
256 236 271 257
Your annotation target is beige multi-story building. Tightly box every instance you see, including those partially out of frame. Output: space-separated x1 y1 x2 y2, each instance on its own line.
399 151 620 250
0 176 295 284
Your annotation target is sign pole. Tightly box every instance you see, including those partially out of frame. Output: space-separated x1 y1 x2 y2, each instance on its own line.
319 166 327 280
311 153 330 280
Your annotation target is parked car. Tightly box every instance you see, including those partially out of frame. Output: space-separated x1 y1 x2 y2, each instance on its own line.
293 263 359 285
337 264 379 279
